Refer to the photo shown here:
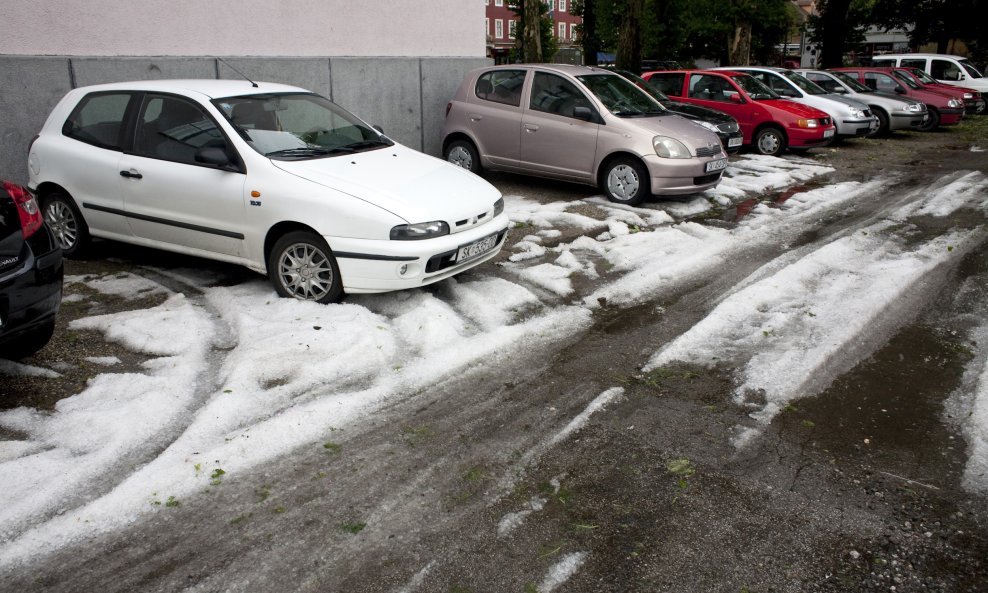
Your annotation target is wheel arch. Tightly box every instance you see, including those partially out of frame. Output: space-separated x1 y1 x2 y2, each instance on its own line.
596 151 651 193
34 182 74 202
441 132 479 157
264 221 326 271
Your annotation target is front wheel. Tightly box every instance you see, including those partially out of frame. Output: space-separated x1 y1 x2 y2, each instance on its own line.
869 108 890 137
43 191 90 257
444 139 481 174
918 107 940 131
267 231 344 304
753 127 787 156
601 157 650 206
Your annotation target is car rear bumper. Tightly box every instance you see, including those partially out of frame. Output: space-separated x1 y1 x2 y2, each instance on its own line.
328 216 510 293
0 239 63 350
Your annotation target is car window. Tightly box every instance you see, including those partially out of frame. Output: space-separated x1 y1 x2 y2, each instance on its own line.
932 59 961 81
865 72 903 93
806 73 841 92
134 95 230 165
475 70 526 107
62 92 132 150
752 72 794 96
731 74 779 100
529 72 593 118
872 58 896 67
830 71 872 93
649 73 685 96
959 60 984 78
900 59 925 70
577 73 664 116
782 71 827 95
688 74 734 102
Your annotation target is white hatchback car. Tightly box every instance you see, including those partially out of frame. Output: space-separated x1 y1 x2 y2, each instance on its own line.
28 80 509 303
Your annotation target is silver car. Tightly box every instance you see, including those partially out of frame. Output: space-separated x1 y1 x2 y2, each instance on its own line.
796 69 929 135
441 64 727 206
716 66 879 138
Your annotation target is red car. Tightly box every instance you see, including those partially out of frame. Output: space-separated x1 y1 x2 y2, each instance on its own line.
892 67 985 114
642 70 836 157
830 67 965 130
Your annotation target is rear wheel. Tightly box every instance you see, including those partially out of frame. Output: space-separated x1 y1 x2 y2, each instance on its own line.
43 191 90 257
267 231 344 304
601 157 650 206
753 127 787 156
444 139 481 174
919 107 940 131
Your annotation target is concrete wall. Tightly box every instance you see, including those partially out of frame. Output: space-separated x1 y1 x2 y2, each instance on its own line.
0 56 490 183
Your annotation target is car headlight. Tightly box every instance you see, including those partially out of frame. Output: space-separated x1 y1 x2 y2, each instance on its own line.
390 220 450 240
795 118 819 128
493 197 504 217
948 98 963 108
905 103 925 113
653 136 691 159
850 108 866 119
694 120 720 133
963 92 974 99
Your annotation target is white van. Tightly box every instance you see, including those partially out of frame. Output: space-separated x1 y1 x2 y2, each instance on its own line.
871 53 988 94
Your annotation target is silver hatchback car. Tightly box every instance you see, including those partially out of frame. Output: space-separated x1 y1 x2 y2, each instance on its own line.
441 64 727 206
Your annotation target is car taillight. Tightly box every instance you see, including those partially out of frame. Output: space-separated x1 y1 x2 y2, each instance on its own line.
3 181 43 239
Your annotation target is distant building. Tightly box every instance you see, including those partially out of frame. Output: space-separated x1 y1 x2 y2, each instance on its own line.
485 0 582 64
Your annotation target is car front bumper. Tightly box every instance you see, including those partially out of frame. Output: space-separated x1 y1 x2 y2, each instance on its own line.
642 154 726 195
837 117 879 137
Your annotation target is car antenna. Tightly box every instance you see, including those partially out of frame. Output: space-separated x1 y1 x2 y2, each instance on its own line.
217 57 258 88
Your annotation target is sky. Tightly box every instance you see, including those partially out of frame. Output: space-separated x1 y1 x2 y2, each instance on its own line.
1 155 986 586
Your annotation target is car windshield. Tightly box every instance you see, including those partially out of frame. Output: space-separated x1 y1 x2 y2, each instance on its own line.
889 71 921 89
959 60 985 78
731 74 780 100
212 93 393 159
905 68 937 84
576 73 667 116
831 71 873 93
781 70 828 95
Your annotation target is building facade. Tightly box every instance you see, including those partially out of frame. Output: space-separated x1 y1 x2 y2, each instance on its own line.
485 0 582 64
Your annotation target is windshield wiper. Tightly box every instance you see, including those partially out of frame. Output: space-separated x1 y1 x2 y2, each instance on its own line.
343 138 394 151
265 146 350 158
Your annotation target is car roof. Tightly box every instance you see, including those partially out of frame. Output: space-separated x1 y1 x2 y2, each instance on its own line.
472 63 615 77
875 53 967 59
71 79 310 99
716 66 785 72
644 69 749 77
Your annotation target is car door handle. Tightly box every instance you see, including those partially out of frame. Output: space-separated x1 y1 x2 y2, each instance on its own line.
470 114 483 121
119 170 143 180
524 124 539 132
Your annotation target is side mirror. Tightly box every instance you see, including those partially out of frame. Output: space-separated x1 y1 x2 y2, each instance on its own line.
373 124 385 133
832 86 848 94
195 147 238 171
573 106 596 121
894 86 906 94
729 92 743 104
782 88 800 98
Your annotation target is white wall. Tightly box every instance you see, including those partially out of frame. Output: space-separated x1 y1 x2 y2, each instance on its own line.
2 0 486 57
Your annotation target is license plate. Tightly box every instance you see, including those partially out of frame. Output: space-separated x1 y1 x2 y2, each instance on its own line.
456 233 499 262
728 137 743 148
705 158 728 173
824 129 835 138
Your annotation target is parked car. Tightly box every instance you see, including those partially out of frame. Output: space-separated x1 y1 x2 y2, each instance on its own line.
607 68 743 153
830 67 965 130
891 67 985 114
642 69 836 157
795 69 929 135
441 64 728 206
713 66 878 138
0 180 62 360
29 80 508 304
871 53 988 96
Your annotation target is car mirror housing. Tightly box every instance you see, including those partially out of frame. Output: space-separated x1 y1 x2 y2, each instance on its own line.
729 92 744 104
573 106 596 122
195 147 239 171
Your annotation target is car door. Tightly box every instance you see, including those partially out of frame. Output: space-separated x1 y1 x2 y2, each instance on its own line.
118 93 248 257
468 69 527 170
519 71 598 181
864 72 906 95
57 91 135 238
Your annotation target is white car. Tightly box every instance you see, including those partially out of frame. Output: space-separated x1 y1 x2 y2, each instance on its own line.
714 66 879 138
28 80 509 303
872 53 988 96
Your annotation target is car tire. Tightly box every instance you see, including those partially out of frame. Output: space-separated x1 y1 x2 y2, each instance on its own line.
444 139 481 174
268 231 344 304
601 157 650 206
919 107 940 131
753 127 787 156
43 191 90 257
0 320 56 360
869 108 890 136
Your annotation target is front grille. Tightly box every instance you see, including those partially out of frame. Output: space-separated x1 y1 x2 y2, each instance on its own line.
717 121 740 133
695 146 721 158
693 172 722 186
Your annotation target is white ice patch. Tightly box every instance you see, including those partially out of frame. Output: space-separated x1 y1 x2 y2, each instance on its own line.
513 264 574 296
538 551 589 592
83 356 121 366
65 272 169 300
0 360 60 378
497 496 547 538
890 171 988 219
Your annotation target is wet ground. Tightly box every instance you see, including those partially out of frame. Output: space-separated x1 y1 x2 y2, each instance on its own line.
3 120 988 592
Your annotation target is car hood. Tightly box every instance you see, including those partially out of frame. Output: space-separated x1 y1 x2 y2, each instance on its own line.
609 113 724 152
822 93 871 111
271 143 502 224
761 98 833 119
664 101 734 123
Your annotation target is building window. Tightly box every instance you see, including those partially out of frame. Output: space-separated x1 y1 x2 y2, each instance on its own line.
558 22 565 38
495 19 504 39
546 0 554 10
559 0 566 11
571 23 577 40
495 0 503 6
485 18 489 37
509 19 517 39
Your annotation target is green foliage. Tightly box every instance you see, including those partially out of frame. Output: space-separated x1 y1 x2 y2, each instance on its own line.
340 521 367 534
509 0 558 62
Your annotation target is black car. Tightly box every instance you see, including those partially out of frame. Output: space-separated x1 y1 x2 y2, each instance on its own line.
611 69 744 154
0 180 63 359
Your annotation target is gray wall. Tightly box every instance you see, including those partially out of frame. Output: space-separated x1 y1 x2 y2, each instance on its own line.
0 55 490 184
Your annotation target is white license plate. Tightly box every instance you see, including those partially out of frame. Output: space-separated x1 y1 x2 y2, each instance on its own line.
456 233 499 262
705 158 728 173
824 129 835 138
728 137 743 148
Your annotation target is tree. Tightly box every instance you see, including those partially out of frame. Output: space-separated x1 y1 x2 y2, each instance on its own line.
615 0 645 71
870 0 985 55
809 0 874 67
509 0 558 63
570 0 603 66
